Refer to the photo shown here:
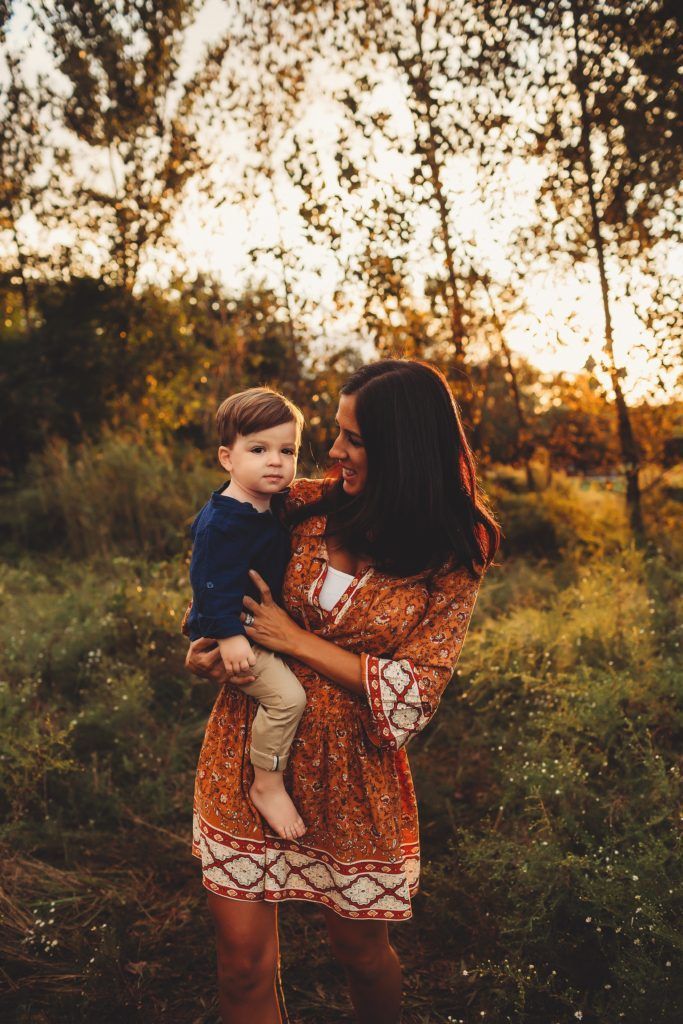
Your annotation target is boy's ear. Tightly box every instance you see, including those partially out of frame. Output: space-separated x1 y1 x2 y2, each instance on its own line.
218 446 232 474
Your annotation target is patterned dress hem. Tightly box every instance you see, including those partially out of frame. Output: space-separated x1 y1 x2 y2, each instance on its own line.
193 809 419 921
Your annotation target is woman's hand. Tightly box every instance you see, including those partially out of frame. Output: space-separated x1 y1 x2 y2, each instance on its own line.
242 570 304 656
185 636 256 687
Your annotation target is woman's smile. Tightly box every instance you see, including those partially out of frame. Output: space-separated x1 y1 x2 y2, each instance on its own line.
330 394 367 495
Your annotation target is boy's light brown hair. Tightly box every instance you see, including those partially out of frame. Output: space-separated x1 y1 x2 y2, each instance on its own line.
216 387 304 447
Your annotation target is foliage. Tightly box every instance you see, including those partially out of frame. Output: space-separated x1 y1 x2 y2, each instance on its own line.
0 48 60 321
1 465 682 1021
0 431 217 560
410 540 682 1023
0 553 199 829
488 469 631 561
29 0 213 291
0 274 314 472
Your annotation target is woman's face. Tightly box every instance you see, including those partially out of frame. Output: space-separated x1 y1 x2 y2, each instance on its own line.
329 394 368 496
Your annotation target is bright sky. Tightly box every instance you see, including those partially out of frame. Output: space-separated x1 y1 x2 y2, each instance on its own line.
4 0 681 403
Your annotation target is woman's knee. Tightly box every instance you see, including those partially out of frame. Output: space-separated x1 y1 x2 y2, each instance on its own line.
215 940 278 1000
328 928 393 983
208 895 278 999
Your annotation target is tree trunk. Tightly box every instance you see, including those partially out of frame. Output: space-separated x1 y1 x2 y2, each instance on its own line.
476 272 538 486
569 0 644 538
11 220 32 331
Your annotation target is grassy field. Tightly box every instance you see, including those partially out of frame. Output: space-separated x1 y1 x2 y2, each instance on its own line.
1 444 681 1023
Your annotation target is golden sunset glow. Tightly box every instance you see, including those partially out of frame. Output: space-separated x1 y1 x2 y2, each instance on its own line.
4 0 680 404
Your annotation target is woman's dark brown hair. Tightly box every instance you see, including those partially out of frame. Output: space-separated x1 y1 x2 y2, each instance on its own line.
291 359 501 577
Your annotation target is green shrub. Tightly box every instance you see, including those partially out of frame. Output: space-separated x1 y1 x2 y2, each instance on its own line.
487 471 629 563
410 542 682 1024
487 464 531 494
0 556 199 835
0 432 217 559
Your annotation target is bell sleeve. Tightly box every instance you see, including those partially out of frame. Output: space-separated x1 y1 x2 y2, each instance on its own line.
359 562 482 751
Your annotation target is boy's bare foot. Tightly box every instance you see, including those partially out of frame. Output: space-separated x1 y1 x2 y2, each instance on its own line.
250 769 306 841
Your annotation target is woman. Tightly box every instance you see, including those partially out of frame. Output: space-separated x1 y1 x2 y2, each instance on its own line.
185 359 500 1024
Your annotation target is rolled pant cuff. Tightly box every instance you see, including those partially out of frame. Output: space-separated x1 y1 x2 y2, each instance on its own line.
250 746 289 772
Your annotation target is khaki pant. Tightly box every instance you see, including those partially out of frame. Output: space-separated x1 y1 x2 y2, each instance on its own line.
239 646 306 772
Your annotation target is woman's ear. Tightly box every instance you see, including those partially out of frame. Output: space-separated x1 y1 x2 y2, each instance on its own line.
218 446 233 474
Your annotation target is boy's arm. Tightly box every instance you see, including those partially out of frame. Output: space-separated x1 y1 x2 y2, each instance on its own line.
190 521 253 640
217 634 256 675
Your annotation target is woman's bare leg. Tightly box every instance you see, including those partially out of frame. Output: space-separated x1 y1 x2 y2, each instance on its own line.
323 909 402 1024
207 893 281 1024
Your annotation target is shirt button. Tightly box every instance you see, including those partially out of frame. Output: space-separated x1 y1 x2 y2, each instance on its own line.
206 581 214 588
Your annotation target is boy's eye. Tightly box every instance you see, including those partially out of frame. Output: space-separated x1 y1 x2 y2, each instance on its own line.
283 448 296 455
250 446 265 453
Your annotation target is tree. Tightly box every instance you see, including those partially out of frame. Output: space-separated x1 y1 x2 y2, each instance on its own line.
0 44 65 326
280 1 532 430
188 1 328 402
30 0 213 292
566 0 645 533
0 57 38 325
486 0 683 536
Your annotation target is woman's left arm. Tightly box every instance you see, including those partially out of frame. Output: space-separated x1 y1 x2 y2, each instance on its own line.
243 570 364 694
357 563 482 751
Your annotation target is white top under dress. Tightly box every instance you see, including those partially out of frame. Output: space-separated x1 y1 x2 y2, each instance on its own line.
317 564 355 612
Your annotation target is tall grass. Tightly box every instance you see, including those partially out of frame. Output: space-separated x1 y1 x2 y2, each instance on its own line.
1 432 218 559
408 492 683 1023
0 461 681 1022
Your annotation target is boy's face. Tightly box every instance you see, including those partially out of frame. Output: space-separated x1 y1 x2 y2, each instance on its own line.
218 421 299 496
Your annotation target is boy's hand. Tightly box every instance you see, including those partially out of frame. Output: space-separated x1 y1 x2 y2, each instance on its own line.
218 634 257 676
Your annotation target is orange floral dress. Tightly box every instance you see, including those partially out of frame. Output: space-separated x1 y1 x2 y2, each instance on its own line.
192 478 483 920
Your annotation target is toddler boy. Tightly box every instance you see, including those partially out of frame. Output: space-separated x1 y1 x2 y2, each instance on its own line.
186 387 306 840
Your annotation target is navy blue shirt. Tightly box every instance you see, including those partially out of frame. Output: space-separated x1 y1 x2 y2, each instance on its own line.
186 486 291 642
